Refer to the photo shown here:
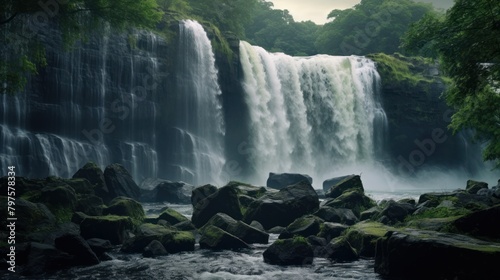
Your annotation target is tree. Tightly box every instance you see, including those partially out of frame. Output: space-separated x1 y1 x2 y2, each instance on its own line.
403 0 500 167
189 0 258 37
1 0 163 94
315 0 434 55
244 0 319 56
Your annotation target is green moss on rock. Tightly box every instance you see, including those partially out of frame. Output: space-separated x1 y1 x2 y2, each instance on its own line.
103 196 145 223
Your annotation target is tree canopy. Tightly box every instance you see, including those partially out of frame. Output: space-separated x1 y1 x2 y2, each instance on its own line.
403 0 500 167
244 0 319 56
315 0 434 55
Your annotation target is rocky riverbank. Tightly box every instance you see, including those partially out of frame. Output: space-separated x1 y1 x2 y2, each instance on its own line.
1 163 499 279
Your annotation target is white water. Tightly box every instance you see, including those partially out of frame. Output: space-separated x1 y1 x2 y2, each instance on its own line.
239 41 388 187
173 20 226 186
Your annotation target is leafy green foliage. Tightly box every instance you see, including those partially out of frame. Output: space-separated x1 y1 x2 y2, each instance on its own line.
1 0 163 94
367 53 434 87
316 0 434 55
244 0 319 56
403 0 500 167
189 0 258 37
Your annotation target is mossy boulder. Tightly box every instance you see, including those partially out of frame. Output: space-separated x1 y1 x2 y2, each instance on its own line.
40 185 78 211
199 225 250 250
279 215 323 239
157 208 189 225
313 206 358 225
323 190 375 217
376 200 416 225
243 181 319 230
323 175 363 199
266 173 312 190
80 215 135 245
318 222 349 243
72 162 106 195
192 185 242 228
75 195 105 216
224 181 268 199
191 184 218 206
203 213 269 244
62 178 95 195
324 237 359 262
102 196 145 223
375 229 500 279
360 206 382 221
140 179 194 204
121 223 195 253
344 221 395 257
263 236 314 266
466 180 488 194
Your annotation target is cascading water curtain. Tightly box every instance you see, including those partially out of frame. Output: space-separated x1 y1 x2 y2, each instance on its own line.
239 41 387 183
173 20 226 186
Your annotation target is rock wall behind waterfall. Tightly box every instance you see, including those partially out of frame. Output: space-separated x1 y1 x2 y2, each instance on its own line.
0 20 231 185
1 25 172 182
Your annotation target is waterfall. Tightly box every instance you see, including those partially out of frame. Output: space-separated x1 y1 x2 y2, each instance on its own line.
170 20 226 186
0 28 163 182
239 41 387 183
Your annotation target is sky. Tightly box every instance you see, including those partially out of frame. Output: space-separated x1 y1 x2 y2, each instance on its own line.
270 0 454 24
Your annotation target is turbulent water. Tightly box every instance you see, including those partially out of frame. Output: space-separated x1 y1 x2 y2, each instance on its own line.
170 20 226 186
239 42 387 185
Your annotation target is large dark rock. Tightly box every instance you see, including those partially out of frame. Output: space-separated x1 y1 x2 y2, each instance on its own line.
323 175 364 199
54 233 100 266
203 213 269 244
102 196 145 223
191 185 242 228
266 172 312 190
102 163 141 203
199 225 250 250
143 240 168 257
375 229 500 279
344 221 395 257
279 215 323 239
0 197 56 242
140 178 194 204
318 222 349 243
191 184 218 207
377 200 415 225
263 237 314 266
80 215 135 245
22 242 74 276
324 237 359 262
121 223 195 254
323 190 375 217
243 181 319 230
451 204 500 240
40 185 78 210
466 179 488 194
313 206 358 225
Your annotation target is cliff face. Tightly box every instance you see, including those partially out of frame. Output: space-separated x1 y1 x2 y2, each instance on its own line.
371 54 480 174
